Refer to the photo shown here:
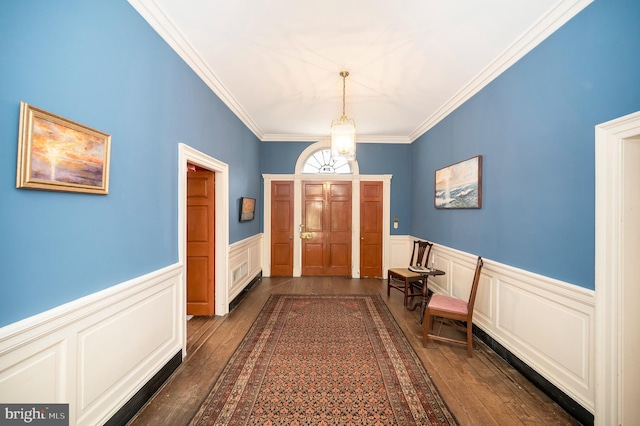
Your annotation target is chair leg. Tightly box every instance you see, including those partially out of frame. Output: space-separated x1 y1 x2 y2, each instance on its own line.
467 323 473 358
387 273 391 296
422 311 431 347
403 279 409 306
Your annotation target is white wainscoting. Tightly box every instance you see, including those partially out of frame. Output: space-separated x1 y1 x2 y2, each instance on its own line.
387 236 414 275
388 236 595 413
0 264 183 426
228 234 263 302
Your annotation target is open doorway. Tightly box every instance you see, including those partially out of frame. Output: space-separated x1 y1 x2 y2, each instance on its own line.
178 143 229 357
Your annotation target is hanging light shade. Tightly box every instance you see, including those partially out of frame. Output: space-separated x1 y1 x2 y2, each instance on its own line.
331 70 356 160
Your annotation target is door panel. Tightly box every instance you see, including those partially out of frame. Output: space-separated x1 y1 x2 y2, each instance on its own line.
186 169 215 315
304 243 325 268
360 181 383 277
329 242 350 266
330 200 350 230
330 183 350 197
302 181 351 276
186 257 208 301
270 181 293 276
305 200 324 231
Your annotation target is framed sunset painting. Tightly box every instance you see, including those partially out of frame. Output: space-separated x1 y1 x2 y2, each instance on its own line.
16 102 111 194
434 155 482 209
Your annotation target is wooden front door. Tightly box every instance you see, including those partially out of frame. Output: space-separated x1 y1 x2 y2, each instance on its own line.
360 181 383 277
270 181 294 276
186 169 215 315
302 181 352 276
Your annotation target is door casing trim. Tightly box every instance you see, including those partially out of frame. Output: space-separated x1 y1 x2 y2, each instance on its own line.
595 110 640 425
178 143 229 356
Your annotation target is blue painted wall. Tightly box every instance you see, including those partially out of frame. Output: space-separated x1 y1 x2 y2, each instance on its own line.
411 0 640 290
2 0 636 327
260 141 312 175
0 1 261 326
358 143 413 235
260 142 413 235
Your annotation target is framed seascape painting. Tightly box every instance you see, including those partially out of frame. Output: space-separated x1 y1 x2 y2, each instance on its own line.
16 102 111 195
434 155 482 209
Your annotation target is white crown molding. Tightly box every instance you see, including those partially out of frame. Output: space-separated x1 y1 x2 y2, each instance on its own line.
408 0 593 142
127 0 265 140
354 135 412 144
260 133 411 144
260 134 327 143
129 0 592 144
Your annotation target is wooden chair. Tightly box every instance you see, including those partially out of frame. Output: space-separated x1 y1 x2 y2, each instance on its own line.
387 240 433 307
422 256 483 357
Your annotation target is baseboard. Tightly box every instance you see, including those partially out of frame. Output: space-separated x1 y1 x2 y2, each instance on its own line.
105 351 182 426
229 272 262 311
473 326 593 426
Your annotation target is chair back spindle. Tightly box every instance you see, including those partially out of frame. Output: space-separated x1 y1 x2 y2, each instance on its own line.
410 240 433 268
467 257 484 315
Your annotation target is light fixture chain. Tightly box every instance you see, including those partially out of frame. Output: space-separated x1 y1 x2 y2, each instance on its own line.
342 72 346 118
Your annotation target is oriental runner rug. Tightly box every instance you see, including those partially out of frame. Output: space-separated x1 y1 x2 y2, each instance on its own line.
190 294 457 425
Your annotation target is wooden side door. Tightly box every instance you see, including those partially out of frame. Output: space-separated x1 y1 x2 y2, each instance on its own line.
186 169 215 315
270 181 293 276
360 181 383 277
326 181 352 276
302 181 352 276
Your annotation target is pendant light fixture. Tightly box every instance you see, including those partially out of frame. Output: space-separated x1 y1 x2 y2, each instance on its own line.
331 70 356 160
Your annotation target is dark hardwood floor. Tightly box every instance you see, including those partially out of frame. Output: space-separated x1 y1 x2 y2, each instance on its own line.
128 276 580 425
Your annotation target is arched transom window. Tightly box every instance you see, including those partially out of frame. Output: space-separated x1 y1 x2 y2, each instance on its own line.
302 149 352 174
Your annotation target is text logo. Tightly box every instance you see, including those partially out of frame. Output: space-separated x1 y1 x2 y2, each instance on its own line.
0 404 68 425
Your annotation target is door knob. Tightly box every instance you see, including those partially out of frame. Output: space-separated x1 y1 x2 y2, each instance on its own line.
361 237 365 240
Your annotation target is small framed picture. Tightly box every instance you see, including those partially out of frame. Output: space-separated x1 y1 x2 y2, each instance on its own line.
239 197 256 222
16 102 111 195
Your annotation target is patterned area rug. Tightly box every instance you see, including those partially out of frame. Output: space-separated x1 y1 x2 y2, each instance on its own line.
190 294 457 425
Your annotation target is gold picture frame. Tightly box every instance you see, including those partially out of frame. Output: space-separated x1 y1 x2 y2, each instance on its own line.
16 102 111 195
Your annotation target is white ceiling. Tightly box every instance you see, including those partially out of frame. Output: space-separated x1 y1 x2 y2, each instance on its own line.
128 0 591 143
